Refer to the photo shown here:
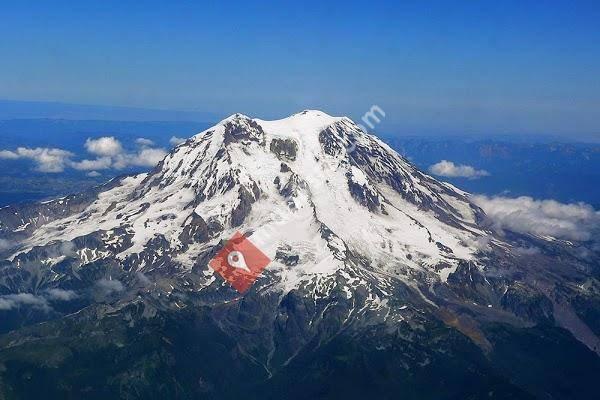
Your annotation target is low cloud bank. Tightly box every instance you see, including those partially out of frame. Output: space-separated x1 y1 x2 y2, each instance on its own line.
95 278 124 296
472 195 600 242
0 293 50 311
0 288 78 311
169 136 186 146
0 136 172 175
73 136 168 172
0 239 14 251
429 160 489 179
46 288 78 301
0 147 74 172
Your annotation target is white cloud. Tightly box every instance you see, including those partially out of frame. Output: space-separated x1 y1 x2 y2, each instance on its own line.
70 156 112 171
463 235 491 251
85 137 123 157
429 160 490 179
86 171 101 177
95 278 124 296
0 293 50 311
514 246 541 256
1 136 167 174
169 136 186 146
135 138 155 147
113 147 167 169
0 150 20 159
24 148 75 172
111 155 128 169
0 147 75 173
0 287 78 311
0 239 13 251
136 272 152 286
84 136 166 170
472 195 600 242
58 241 77 257
131 148 167 167
46 288 78 301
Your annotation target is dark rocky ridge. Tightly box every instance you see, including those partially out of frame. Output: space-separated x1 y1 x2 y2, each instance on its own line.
270 137 298 161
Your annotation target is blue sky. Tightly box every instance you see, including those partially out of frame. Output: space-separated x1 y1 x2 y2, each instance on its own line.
1 0 599 137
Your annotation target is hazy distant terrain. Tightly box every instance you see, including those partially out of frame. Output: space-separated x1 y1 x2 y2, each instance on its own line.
0 100 217 122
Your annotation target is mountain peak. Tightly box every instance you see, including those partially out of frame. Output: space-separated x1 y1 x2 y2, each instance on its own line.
293 109 336 118
208 110 346 140
7 109 492 290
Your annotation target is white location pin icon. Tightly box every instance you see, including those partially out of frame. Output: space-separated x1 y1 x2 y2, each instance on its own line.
227 250 250 272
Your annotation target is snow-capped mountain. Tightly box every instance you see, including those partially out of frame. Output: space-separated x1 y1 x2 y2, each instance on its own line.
4 111 488 284
0 111 598 399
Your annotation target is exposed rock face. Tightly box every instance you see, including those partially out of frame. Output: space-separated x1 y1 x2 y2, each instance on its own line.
269 137 298 161
319 124 347 157
500 283 555 323
231 184 260 226
179 212 210 246
279 162 291 173
275 244 300 266
346 171 382 212
0 110 598 398
278 173 307 209
223 115 266 146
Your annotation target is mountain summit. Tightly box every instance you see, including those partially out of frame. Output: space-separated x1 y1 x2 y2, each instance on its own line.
7 110 487 282
0 111 598 399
